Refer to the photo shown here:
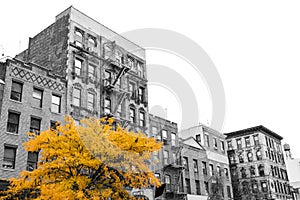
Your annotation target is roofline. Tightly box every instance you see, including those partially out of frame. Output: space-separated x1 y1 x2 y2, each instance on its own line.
58 6 145 53
225 125 283 140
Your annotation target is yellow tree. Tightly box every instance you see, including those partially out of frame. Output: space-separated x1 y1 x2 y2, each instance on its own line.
1 116 162 200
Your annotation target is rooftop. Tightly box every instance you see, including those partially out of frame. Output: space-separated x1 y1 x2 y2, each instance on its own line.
225 125 283 140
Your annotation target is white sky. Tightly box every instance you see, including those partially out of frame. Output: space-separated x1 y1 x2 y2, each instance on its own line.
1 0 300 157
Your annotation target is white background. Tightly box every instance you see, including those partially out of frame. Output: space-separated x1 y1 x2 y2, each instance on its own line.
1 0 300 157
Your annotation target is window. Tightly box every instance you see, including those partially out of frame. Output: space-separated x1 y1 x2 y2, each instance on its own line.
258 165 265 176
129 107 135 123
2 145 17 169
153 151 159 161
88 64 96 79
251 181 258 193
87 92 95 110
75 58 83 76
183 157 189 171
213 137 218 149
217 166 221 176
196 180 201 195
104 71 112 85
239 154 244 163
253 135 259 145
227 140 233 150
51 94 61 113
128 58 134 68
245 137 251 147
139 111 145 127
104 99 111 114
10 81 23 101
30 117 41 135
256 150 262 160
236 139 242 149
209 164 214 176
221 140 225 152
138 87 145 103
117 104 122 118
247 152 253 162
152 126 159 140
204 134 209 147
171 133 176 146
250 166 256 176
261 181 268 192
225 168 229 179
50 121 57 130
32 88 43 108
154 173 160 179
162 130 167 141
165 175 171 191
7 112 20 134
75 28 83 47
129 82 135 98
202 161 207 175
193 159 199 174
196 134 201 143
227 186 232 198
88 36 96 49
73 88 81 107
164 150 169 164
241 167 247 178
185 178 191 194
27 152 38 171
204 181 209 194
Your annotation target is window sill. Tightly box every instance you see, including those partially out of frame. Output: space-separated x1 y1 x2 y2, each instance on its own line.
1 167 15 172
9 99 22 104
6 132 19 136
31 106 42 110
51 111 62 115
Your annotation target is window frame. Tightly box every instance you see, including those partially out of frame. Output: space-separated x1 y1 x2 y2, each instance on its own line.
3 145 17 169
32 87 43 108
73 88 81 107
74 58 83 76
10 80 23 102
7 111 20 134
51 94 61 113
87 92 95 110
30 117 41 135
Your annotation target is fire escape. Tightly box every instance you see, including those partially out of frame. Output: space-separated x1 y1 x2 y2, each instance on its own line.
102 41 131 128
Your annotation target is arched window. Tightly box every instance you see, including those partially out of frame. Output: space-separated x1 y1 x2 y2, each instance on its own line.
74 28 84 48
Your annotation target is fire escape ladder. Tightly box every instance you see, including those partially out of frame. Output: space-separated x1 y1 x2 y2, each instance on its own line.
112 92 129 115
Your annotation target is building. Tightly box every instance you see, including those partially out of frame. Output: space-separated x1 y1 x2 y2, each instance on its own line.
149 114 183 200
179 137 209 200
0 6 151 198
225 125 293 200
283 144 300 200
180 124 233 200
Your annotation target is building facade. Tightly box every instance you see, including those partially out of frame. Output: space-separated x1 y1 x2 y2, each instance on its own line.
0 6 152 199
180 124 233 200
225 126 292 200
149 114 183 200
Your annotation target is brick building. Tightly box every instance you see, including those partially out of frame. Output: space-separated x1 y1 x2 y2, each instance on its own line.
0 58 65 185
225 125 293 200
180 124 233 200
0 6 151 198
149 114 183 200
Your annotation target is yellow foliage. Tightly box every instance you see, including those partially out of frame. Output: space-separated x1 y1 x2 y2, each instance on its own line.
0 116 162 199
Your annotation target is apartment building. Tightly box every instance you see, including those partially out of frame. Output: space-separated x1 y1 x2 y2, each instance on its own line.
180 124 233 200
225 125 292 200
0 6 151 198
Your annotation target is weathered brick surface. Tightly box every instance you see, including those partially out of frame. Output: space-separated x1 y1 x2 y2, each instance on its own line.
17 14 69 78
0 59 65 179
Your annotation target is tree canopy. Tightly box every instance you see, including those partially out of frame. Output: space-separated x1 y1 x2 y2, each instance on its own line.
1 116 162 200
